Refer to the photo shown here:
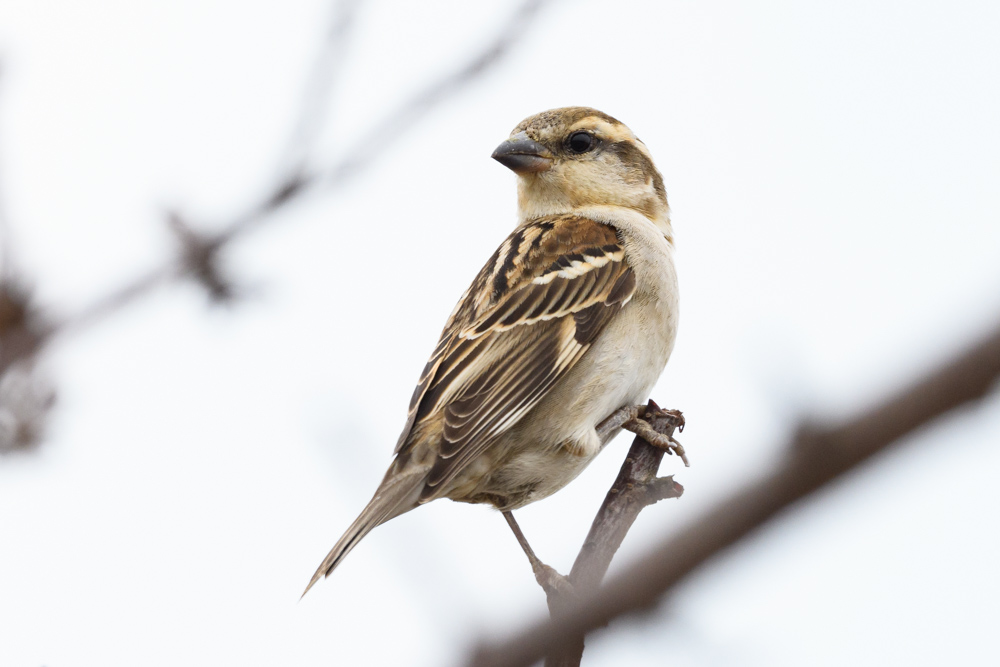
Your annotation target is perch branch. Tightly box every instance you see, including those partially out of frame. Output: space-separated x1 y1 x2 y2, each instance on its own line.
540 401 684 667
469 316 1000 667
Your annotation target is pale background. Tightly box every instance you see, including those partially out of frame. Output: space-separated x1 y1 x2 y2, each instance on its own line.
1 1 999 665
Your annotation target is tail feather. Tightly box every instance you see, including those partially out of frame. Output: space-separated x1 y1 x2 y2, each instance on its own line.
301 467 427 598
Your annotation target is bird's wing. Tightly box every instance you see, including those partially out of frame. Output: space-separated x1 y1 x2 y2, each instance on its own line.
394 214 637 501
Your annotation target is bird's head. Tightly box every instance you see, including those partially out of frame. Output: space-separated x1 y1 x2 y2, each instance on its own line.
492 107 670 234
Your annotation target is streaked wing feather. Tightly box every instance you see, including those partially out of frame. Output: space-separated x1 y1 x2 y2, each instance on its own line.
392 214 637 501
431 323 588 486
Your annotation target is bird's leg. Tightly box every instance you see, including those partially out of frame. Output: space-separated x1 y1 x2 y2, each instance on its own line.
621 403 689 466
502 511 574 600
595 404 644 441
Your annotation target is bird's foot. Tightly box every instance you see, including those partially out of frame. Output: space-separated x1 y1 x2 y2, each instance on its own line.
647 403 685 433
531 562 577 601
623 402 689 466
502 510 578 603
597 401 685 439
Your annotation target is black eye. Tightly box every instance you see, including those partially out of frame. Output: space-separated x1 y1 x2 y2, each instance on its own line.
567 131 595 154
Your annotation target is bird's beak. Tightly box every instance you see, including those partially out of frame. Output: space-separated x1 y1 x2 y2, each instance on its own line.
491 133 554 174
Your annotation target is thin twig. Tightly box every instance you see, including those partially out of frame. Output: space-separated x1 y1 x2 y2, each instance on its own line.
317 0 551 190
218 0 554 242
468 317 1000 667
58 266 175 336
278 0 363 177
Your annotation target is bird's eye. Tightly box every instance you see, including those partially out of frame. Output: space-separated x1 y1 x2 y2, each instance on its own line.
567 131 595 154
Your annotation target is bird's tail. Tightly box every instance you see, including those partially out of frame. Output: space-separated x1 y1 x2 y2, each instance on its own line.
301 464 427 598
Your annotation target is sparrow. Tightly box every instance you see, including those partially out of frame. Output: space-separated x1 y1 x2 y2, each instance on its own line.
303 107 679 595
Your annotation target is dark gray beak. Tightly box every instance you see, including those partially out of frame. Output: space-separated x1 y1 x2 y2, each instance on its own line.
491 133 554 174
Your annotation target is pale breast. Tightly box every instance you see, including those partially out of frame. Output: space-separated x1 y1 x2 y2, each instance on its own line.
547 206 679 440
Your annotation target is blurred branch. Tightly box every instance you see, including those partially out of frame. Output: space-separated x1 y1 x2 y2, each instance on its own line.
0 0 553 455
58 0 550 333
278 0 362 176
0 0 552 425
0 64 58 453
468 317 1000 667
0 281 50 376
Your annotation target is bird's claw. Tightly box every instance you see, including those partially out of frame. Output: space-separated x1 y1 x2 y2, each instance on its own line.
623 406 689 467
645 404 685 433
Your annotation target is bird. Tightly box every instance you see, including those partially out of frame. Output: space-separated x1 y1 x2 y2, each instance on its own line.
303 107 679 596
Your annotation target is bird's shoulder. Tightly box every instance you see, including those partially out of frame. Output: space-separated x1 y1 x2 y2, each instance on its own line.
451 213 630 328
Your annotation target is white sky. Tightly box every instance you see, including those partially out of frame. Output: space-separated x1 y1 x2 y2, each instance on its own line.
1 1 999 665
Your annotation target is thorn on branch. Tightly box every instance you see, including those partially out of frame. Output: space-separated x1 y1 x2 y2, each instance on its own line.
167 212 239 304
643 476 684 505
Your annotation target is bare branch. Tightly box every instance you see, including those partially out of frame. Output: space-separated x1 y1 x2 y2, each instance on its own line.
570 406 685 593
468 317 1000 667
52 0 552 339
58 268 173 339
543 403 684 667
